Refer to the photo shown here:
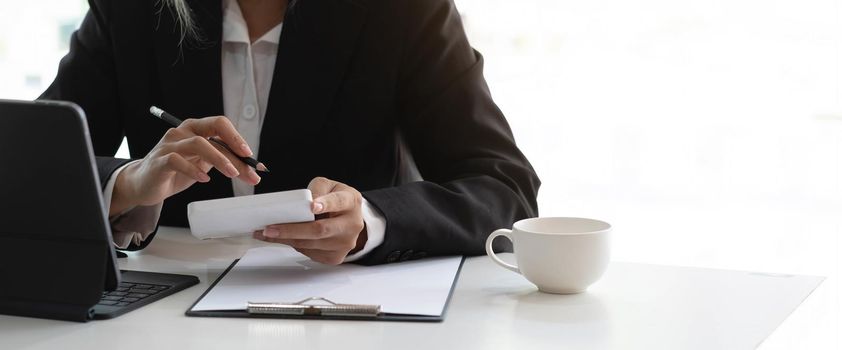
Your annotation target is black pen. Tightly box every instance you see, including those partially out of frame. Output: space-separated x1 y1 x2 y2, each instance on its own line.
149 106 269 173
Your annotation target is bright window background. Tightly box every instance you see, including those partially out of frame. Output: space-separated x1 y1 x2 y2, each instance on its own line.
0 0 839 348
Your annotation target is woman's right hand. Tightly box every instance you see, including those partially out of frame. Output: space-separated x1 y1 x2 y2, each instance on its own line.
109 116 261 216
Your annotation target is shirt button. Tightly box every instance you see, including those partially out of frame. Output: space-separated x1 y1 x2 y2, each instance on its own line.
243 104 256 120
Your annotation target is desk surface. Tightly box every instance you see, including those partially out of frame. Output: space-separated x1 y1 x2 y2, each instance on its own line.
0 227 822 350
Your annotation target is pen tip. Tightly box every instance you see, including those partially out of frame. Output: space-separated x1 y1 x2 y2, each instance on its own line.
257 163 269 173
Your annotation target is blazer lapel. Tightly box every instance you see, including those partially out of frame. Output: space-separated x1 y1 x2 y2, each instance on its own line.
153 0 234 202
152 0 367 196
259 0 368 148
154 0 224 119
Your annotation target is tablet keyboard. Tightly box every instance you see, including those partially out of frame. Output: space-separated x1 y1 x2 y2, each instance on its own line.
98 282 169 307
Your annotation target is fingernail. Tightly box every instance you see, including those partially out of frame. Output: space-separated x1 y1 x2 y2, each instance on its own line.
197 172 210 182
263 228 279 238
250 169 261 185
313 201 324 213
240 143 253 156
225 163 239 177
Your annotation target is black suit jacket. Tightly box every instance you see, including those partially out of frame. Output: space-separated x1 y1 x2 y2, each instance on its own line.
95 157 131 192
42 0 540 265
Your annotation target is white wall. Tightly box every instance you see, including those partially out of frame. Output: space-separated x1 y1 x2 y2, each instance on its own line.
457 1 841 347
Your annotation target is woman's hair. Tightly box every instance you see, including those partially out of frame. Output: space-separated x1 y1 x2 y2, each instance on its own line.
160 0 203 47
160 0 298 48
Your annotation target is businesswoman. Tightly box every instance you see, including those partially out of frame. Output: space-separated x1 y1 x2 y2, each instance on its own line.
42 0 540 265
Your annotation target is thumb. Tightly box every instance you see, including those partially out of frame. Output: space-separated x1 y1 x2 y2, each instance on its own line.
307 177 337 212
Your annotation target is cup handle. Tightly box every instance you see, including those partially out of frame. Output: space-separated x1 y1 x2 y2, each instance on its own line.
485 229 520 274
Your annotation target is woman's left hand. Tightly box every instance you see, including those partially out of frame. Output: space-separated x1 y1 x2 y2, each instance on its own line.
253 177 368 265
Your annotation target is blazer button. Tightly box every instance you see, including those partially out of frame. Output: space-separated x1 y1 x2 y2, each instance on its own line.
386 251 401 263
399 250 414 262
411 251 427 260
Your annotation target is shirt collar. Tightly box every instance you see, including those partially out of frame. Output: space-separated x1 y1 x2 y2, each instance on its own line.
222 0 283 45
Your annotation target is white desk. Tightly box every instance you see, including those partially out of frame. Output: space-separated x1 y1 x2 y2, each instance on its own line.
0 226 822 350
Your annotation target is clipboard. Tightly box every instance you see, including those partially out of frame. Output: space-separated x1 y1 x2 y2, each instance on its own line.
186 254 465 322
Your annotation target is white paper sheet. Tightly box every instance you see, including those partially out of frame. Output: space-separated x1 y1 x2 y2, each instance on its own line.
191 247 463 316
187 189 314 239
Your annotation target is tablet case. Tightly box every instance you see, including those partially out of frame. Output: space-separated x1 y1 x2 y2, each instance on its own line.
0 100 118 322
0 99 199 322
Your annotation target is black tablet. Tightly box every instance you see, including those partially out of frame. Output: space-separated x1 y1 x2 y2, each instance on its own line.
0 99 197 322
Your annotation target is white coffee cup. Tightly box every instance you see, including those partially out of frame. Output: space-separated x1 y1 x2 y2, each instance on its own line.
485 217 611 294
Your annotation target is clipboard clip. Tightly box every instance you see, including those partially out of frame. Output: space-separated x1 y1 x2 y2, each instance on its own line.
247 297 381 318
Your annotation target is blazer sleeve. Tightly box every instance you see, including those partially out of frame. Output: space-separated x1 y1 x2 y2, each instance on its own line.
95 156 131 191
357 0 541 265
95 156 161 251
40 0 124 157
